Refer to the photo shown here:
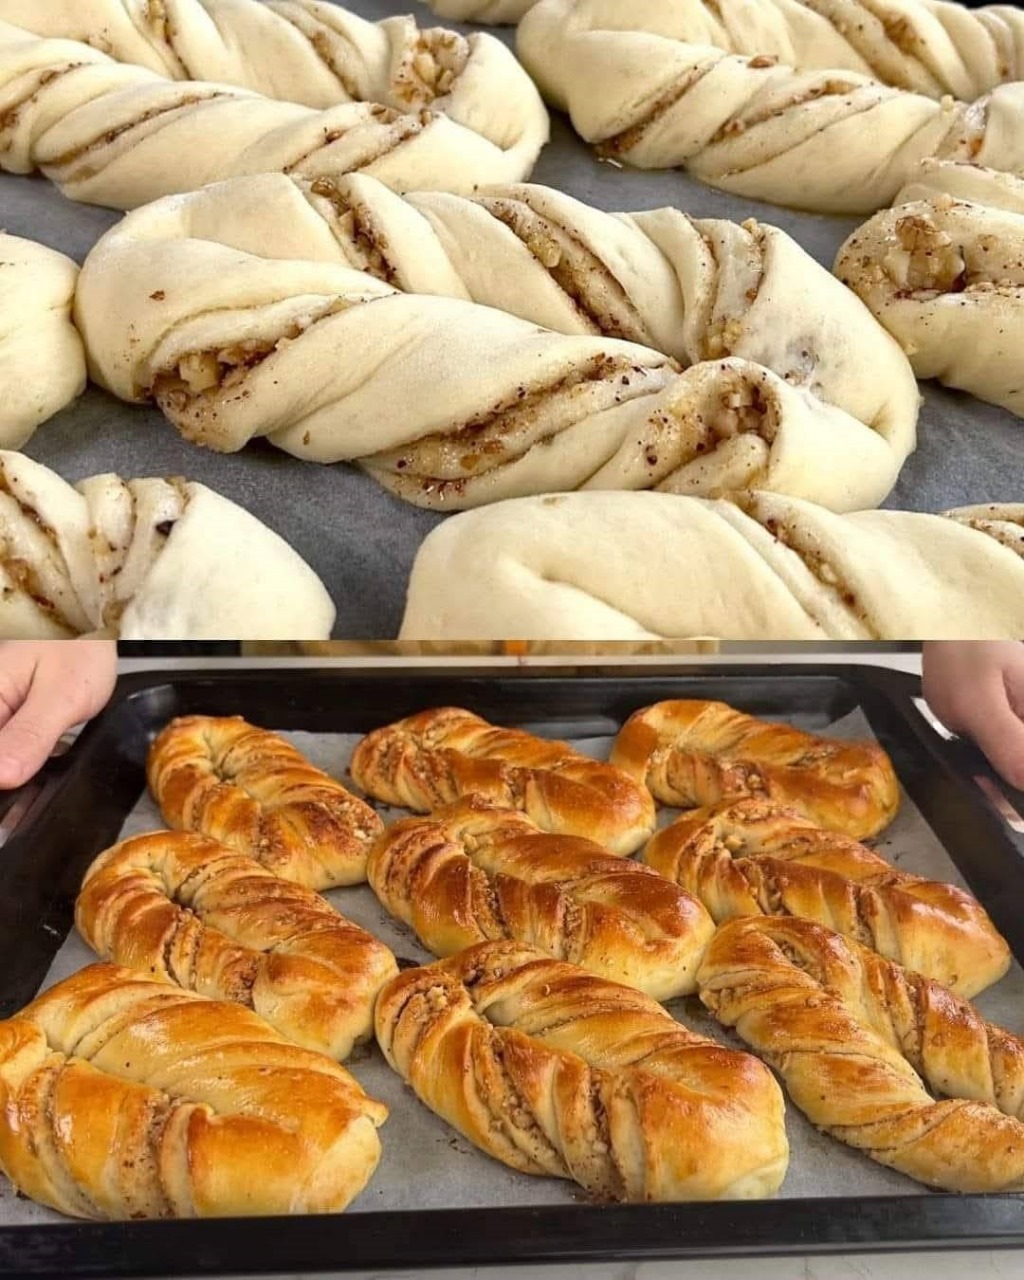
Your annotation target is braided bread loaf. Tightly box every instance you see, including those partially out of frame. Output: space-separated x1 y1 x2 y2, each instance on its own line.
399 491 1024 640
836 163 1024 418
612 700 899 839
368 796 714 1000
351 707 656 856
0 16 546 210
0 451 333 639
76 831 398 1059
643 798 1010 997
0 234 85 449
375 940 789 1200
74 171 918 513
697 916 1024 1192
516 0 1024 214
148 716 383 889
0 963 387 1218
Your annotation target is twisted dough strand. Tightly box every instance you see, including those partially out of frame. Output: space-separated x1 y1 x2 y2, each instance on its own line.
516 0 1024 214
697 916 1024 1191
375 940 789 1200
74 171 919 512
643 798 1010 997
0 17 547 209
76 831 399 1059
0 234 85 449
398 491 1024 640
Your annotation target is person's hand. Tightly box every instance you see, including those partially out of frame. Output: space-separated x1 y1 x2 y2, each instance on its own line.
922 642 1024 790
0 641 118 790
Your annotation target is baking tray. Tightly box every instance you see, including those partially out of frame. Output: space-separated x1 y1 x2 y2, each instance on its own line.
3 1 1023 637
2 662 1024 1275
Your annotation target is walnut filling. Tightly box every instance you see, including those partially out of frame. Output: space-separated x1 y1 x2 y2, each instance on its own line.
392 30 470 108
284 105 431 177
882 214 968 294
710 378 775 442
713 77 864 143
307 177 399 283
596 60 718 157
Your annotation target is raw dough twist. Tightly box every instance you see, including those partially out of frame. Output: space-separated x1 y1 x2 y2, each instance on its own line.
398 491 1024 640
0 963 387 1219
76 830 399 1059
367 796 715 1001
147 715 383 889
612 699 900 838
0 16 547 209
697 915 1024 1192
350 706 657 856
0 451 333 639
516 0 1024 214
375 940 789 1200
643 797 1010 997
425 0 537 21
74 171 919 512
836 161 1024 418
0 234 85 449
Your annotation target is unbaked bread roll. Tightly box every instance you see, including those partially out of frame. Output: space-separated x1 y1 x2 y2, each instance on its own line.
0 233 85 449
368 796 714 1000
895 158 1024 213
398 491 1024 640
76 830 398 1059
0 17 547 209
0 963 387 1219
835 172 1024 418
516 0 1024 214
73 172 918 513
351 707 656 856
147 716 382 889
0 451 333 639
644 798 1009 997
425 0 537 20
612 700 899 839
697 916 1024 1192
375 940 788 1200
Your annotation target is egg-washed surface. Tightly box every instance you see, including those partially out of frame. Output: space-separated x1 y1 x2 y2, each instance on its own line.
3 0 1022 638
4 705 1023 1223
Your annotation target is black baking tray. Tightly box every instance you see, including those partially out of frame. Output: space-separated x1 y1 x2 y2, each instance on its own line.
2 662 1024 1277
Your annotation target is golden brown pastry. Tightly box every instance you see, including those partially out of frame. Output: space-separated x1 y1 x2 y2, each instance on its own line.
611 700 899 839
375 940 788 1200
0 964 387 1219
147 715 382 889
643 798 1009 998
350 707 656 855
368 796 714 1000
698 916 1024 1192
76 830 399 1059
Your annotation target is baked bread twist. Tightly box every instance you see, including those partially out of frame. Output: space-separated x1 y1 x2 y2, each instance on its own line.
368 796 714 1000
0 234 85 449
350 707 656 856
73 172 918 513
398 491 1024 641
0 16 547 210
375 940 789 1200
836 165 1024 418
0 963 387 1219
612 700 900 839
516 0 1024 214
697 916 1024 1192
643 798 1010 997
147 716 383 889
0 451 333 639
76 831 399 1059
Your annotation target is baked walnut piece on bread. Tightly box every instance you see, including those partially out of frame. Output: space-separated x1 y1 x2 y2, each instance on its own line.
375 941 788 1200
350 707 656 856
76 831 398 1059
643 798 1009 998
0 964 387 1219
698 916 1024 1192
368 796 714 1000
611 700 900 839
148 716 382 889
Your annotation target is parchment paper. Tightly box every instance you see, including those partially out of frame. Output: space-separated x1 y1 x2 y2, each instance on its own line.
3 705 1023 1226
1 3 1022 637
